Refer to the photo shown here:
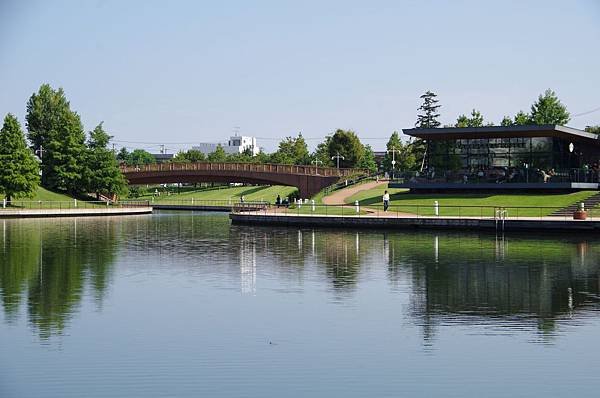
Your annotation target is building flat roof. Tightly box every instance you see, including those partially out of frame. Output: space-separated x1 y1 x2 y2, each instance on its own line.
402 125 599 143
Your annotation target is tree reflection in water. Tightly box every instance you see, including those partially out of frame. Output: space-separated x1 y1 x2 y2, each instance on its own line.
2 213 600 344
0 218 118 339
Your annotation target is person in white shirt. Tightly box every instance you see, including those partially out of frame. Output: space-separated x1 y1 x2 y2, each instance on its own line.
383 190 390 212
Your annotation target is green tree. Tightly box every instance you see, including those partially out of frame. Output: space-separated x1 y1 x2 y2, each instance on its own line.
172 150 190 163
0 114 40 202
26 84 87 193
383 131 402 173
311 136 333 167
500 116 513 126
455 109 484 127
172 149 206 163
413 91 441 171
271 133 309 165
254 150 272 164
357 144 377 173
83 123 127 199
116 147 130 162
514 110 530 125
585 125 600 135
415 91 441 128
207 145 227 162
327 129 364 168
530 89 570 125
127 149 155 166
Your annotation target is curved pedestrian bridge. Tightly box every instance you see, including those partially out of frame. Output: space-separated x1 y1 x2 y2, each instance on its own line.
121 162 366 197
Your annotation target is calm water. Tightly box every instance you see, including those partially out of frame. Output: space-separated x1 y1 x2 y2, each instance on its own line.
2 211 600 397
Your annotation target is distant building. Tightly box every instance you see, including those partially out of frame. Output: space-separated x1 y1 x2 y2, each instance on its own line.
193 135 259 156
151 153 174 163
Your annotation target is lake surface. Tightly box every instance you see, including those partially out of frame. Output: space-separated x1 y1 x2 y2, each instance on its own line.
2 211 600 397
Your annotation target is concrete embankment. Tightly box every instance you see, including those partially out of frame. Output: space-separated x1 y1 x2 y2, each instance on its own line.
153 204 231 212
230 213 600 232
0 207 153 219
153 204 267 212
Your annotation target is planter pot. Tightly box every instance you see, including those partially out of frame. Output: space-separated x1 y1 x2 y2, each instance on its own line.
573 210 588 220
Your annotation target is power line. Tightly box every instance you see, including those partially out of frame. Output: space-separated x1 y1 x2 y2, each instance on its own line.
111 136 392 146
572 106 600 118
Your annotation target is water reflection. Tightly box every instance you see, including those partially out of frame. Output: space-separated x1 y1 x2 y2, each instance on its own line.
2 212 600 343
394 233 600 342
0 217 118 339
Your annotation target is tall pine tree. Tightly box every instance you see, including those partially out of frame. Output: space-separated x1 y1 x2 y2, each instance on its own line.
83 123 127 200
530 89 570 125
26 84 87 193
413 91 441 171
415 91 441 128
0 114 40 203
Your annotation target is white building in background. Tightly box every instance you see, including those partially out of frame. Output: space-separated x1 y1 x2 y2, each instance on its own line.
192 135 259 156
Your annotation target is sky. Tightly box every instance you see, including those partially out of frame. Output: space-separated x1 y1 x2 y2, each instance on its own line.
1 0 599 153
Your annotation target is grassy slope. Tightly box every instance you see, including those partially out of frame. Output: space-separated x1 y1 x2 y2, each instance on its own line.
20 187 74 202
143 185 297 203
341 186 597 217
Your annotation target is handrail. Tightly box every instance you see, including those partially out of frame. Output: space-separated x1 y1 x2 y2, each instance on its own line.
1 200 150 210
120 162 367 177
231 202 599 221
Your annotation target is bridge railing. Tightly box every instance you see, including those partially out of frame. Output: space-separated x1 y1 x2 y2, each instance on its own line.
232 202 600 221
150 199 269 208
121 162 366 177
1 200 150 210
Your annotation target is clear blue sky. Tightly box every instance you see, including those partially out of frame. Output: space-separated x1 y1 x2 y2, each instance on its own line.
1 0 599 153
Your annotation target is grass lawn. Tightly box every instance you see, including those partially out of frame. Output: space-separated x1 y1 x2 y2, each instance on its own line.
140 185 297 204
28 186 74 201
6 187 104 209
345 186 597 217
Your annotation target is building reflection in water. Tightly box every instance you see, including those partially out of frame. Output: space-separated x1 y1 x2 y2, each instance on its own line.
240 237 256 295
395 233 600 343
3 213 600 344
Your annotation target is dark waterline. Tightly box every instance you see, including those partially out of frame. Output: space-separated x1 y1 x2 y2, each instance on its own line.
1 211 600 397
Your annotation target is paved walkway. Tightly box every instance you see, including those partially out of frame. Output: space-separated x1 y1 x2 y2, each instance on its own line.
322 179 388 205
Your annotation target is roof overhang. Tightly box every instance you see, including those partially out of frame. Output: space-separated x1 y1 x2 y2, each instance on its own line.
402 125 599 144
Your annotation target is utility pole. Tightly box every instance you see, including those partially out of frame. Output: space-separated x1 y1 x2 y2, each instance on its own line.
387 146 400 180
160 144 165 154
311 159 323 174
331 152 345 169
35 145 46 180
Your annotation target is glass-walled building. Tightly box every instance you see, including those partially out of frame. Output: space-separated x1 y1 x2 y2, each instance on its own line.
398 125 600 190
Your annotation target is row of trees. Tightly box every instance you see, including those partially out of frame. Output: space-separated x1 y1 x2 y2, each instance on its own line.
122 130 378 172
1 85 590 201
118 89 581 177
0 84 127 202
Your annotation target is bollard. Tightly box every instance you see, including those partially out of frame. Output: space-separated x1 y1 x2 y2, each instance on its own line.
191 198 194 205
107 200 109 207
311 199 315 212
298 198 302 209
2 198 5 208
434 200 439 216
355 200 359 213
74 199 77 208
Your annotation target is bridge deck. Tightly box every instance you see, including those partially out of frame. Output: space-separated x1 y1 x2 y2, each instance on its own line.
121 162 363 177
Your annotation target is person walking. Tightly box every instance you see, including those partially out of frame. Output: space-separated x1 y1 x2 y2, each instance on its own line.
383 190 390 212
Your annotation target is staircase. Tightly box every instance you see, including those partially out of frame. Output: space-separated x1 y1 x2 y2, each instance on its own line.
550 192 600 216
